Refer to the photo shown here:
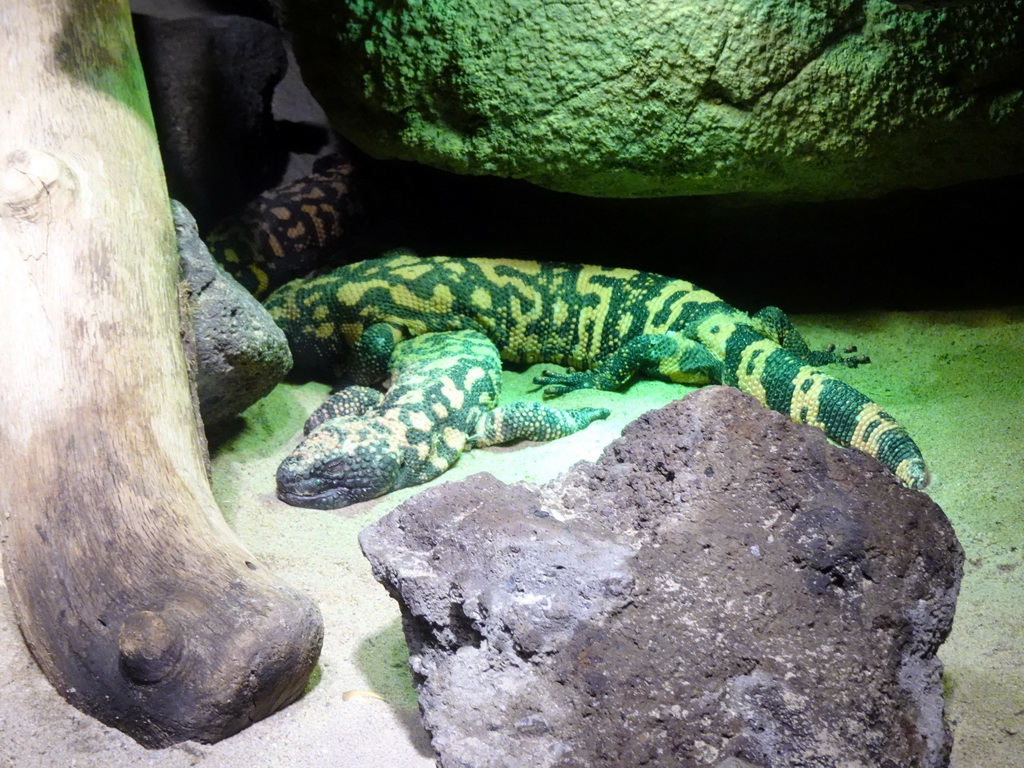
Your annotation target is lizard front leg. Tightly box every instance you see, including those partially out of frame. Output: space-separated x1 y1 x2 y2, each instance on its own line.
350 322 408 385
534 333 724 397
470 401 611 447
303 386 384 434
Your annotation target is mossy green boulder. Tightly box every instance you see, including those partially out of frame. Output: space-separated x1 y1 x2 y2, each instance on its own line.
286 0 1023 199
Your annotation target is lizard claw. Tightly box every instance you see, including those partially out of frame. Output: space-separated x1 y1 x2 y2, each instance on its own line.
840 352 871 367
824 343 869 368
533 369 596 397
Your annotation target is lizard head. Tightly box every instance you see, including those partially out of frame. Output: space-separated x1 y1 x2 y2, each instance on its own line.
275 418 403 509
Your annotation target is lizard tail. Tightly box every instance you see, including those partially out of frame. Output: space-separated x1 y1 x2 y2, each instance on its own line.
722 327 930 489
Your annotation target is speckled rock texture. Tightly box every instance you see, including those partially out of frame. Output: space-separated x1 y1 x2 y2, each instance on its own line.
174 201 292 429
360 386 964 768
285 0 1023 200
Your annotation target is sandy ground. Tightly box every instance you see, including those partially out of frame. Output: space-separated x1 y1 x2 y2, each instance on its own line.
2 307 1022 767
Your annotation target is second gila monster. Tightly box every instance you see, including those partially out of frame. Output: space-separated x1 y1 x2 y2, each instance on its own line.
276 330 609 508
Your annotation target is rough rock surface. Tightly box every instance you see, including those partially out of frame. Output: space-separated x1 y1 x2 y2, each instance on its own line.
134 13 289 230
174 201 292 428
285 0 1023 199
360 387 964 768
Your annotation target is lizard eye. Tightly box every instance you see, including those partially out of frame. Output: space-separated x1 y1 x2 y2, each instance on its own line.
321 457 349 474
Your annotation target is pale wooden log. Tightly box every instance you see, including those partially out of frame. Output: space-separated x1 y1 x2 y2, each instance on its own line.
0 1 322 747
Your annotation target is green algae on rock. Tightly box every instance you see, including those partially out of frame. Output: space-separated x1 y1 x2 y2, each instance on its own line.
285 0 1024 200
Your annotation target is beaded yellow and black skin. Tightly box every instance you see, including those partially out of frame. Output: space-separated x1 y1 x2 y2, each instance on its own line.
275 330 610 509
204 158 359 299
265 253 929 491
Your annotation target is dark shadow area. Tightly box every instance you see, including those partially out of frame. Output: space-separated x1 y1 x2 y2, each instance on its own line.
360 159 1022 314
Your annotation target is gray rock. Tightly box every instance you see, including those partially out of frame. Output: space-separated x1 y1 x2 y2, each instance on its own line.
360 386 963 768
286 0 1023 200
135 13 289 230
173 201 292 428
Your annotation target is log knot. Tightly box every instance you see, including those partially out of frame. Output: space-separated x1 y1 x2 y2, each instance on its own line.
117 610 184 685
1 150 80 260
1 150 77 216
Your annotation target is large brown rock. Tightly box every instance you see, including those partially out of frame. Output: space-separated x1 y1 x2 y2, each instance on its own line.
361 387 964 767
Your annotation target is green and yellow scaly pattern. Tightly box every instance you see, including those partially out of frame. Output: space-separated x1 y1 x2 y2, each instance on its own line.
276 330 609 508
266 252 930 490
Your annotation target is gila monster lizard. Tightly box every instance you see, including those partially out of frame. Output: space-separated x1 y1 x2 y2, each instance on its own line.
204 157 359 299
265 252 929 490
277 330 609 508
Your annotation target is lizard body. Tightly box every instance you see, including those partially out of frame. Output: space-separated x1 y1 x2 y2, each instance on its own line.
266 252 929 490
276 329 609 508
205 159 358 299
